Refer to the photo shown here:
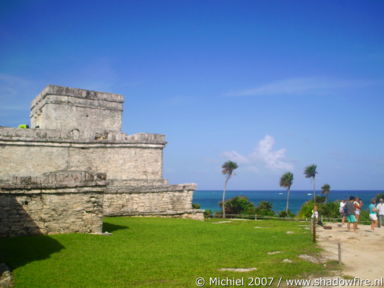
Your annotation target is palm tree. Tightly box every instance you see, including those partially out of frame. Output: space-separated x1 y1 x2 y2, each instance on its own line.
280 172 294 214
321 184 331 203
304 164 317 201
221 160 238 218
304 164 318 243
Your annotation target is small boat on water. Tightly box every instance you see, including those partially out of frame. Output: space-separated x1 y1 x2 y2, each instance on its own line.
278 193 283 195
307 193 312 196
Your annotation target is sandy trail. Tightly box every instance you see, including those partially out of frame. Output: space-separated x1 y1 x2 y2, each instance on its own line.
316 222 384 280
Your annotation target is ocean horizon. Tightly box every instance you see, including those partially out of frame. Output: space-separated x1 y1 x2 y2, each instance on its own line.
193 190 384 214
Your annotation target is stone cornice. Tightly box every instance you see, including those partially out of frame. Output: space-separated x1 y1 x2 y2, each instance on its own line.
31 85 124 111
0 128 166 146
106 183 197 194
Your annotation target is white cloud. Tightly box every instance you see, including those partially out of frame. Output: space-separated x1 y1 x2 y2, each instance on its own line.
223 135 293 173
223 150 250 164
251 135 293 170
225 77 379 97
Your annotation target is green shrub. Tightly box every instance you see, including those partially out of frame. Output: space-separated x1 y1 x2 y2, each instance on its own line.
297 201 315 218
359 210 370 223
221 196 255 215
204 209 212 218
315 196 326 203
319 202 339 218
375 193 384 202
297 200 339 219
192 203 201 209
279 210 295 218
255 201 275 216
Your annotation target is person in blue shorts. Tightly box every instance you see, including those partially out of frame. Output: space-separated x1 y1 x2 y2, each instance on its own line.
345 196 357 232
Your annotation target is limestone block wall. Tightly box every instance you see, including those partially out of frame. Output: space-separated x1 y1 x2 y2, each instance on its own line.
0 127 165 181
103 184 196 216
30 85 124 133
0 171 106 237
68 146 163 180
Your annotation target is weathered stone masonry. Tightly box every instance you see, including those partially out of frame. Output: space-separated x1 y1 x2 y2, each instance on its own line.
0 171 106 237
0 85 203 237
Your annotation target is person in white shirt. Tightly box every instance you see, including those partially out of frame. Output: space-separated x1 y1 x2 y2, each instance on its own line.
376 198 384 228
339 200 346 225
354 198 363 228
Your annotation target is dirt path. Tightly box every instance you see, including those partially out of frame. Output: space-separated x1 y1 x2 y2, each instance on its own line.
317 222 384 280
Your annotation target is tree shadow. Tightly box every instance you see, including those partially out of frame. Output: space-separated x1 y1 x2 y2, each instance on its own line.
0 195 65 270
102 222 129 232
0 235 65 270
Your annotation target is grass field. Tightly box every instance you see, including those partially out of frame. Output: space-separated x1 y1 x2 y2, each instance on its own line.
0 217 326 287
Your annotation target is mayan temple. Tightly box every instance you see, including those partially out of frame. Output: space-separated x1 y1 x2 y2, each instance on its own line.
0 85 203 237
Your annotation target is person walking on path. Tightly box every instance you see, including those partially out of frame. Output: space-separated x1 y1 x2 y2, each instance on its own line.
345 196 357 232
339 200 346 226
354 197 363 228
369 200 378 231
376 198 384 228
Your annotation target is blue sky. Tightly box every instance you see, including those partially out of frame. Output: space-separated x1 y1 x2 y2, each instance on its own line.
1 0 383 190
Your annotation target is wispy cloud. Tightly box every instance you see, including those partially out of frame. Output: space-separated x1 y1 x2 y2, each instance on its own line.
225 77 380 97
223 151 250 164
251 135 293 170
223 135 293 173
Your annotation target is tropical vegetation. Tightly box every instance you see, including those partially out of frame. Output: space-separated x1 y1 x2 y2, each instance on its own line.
321 184 331 203
221 195 255 215
221 160 238 218
280 172 294 213
304 164 317 201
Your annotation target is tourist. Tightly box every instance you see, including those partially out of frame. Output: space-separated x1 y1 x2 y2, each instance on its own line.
312 205 319 220
311 205 323 226
339 200 346 226
369 200 378 231
354 197 362 227
376 198 384 228
345 196 357 232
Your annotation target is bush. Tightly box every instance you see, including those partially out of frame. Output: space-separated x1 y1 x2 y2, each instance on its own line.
297 201 315 218
375 193 384 202
204 209 212 218
297 200 339 219
359 210 370 223
315 196 326 203
214 211 223 218
279 210 295 218
221 196 255 215
319 202 339 218
192 203 201 209
255 201 275 216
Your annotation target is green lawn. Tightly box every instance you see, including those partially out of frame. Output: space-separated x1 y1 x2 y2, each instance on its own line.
0 217 326 287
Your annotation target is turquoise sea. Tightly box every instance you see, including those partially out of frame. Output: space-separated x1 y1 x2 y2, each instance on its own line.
193 190 383 214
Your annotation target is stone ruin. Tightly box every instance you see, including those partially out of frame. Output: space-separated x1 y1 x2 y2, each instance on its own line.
0 85 203 237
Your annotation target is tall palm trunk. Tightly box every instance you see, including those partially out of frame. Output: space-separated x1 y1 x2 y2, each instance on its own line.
312 177 316 202
222 176 230 218
285 186 291 214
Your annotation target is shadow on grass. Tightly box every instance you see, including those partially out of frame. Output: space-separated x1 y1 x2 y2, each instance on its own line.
0 195 65 270
0 235 65 270
102 222 129 232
